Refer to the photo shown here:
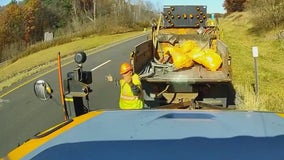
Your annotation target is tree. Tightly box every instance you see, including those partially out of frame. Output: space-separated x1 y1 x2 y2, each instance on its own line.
41 0 73 29
70 0 96 23
223 0 247 13
1 3 23 44
80 0 95 21
0 0 157 62
0 2 24 60
23 0 43 44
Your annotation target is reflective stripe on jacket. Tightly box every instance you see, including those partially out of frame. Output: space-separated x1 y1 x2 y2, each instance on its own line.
119 74 143 110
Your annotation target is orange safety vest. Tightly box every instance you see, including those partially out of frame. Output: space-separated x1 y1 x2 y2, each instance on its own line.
119 74 143 110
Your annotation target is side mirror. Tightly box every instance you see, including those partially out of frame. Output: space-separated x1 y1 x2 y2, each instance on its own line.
34 80 53 101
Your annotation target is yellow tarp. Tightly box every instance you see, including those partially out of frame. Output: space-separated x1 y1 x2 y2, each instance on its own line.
166 46 194 69
202 49 223 71
162 40 222 71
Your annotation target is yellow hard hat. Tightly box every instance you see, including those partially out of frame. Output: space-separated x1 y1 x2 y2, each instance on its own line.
120 62 133 74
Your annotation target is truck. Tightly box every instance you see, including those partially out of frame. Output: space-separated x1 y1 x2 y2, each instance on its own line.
130 5 235 108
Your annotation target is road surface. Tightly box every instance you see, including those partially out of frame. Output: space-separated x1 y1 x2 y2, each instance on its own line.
0 34 147 157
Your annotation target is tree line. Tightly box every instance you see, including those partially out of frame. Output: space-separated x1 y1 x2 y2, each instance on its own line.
0 0 156 63
1 0 283 63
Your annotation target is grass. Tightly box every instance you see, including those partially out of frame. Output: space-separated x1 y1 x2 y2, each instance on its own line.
220 12 284 112
0 31 146 92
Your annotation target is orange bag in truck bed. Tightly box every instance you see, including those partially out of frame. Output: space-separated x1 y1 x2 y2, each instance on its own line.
165 46 194 69
189 48 222 71
202 49 223 71
180 40 198 53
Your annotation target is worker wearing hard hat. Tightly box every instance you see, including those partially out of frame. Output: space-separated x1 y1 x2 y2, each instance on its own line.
118 62 144 109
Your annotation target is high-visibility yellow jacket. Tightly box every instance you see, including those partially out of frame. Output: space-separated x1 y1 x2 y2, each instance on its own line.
119 73 144 110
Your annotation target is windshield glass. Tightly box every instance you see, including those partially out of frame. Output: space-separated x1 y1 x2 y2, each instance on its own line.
0 0 284 158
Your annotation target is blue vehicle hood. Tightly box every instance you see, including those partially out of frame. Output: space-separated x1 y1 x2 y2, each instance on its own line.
7 110 284 160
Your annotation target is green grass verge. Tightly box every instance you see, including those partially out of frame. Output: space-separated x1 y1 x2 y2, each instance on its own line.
220 12 284 112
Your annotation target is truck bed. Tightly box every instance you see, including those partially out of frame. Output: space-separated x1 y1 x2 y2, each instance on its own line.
144 64 231 83
133 39 231 83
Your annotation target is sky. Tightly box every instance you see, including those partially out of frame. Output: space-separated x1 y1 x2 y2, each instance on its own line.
0 0 226 13
0 0 13 6
0 0 22 6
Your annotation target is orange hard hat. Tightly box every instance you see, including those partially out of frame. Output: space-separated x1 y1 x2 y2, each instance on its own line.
120 62 133 74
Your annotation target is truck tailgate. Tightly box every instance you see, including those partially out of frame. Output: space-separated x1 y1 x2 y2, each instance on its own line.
143 64 231 83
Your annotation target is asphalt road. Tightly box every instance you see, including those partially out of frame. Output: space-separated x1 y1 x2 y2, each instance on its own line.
0 34 148 157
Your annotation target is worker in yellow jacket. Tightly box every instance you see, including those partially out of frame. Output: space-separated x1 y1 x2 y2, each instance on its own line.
118 62 144 109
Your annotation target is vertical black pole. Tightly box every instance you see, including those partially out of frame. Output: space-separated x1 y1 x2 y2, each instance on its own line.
252 47 259 101
254 57 259 96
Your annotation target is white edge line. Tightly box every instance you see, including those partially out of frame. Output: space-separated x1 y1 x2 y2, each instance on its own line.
91 60 111 71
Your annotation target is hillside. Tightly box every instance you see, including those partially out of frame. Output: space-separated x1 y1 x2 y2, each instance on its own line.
220 12 284 112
